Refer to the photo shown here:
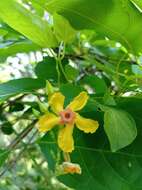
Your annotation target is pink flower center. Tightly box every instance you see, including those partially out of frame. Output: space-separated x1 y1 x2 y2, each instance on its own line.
59 108 76 124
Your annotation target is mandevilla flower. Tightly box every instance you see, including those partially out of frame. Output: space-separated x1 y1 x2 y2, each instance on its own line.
37 91 99 153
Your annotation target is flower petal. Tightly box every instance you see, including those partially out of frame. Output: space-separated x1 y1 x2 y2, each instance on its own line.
49 92 65 114
58 124 74 153
37 113 60 132
67 91 88 111
75 114 99 133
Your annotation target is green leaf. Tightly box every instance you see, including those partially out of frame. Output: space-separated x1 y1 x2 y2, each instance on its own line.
0 40 41 60
35 57 58 81
35 57 71 82
130 0 142 11
94 39 127 60
104 107 137 152
80 75 107 95
0 28 8 37
38 131 60 171
53 13 76 43
0 149 9 167
0 78 45 101
65 65 79 81
60 83 84 106
1 123 14 135
103 91 117 106
45 0 142 52
30 0 47 6
58 97 142 190
0 0 57 47
9 103 24 112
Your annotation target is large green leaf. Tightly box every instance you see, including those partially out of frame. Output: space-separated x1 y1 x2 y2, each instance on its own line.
35 57 70 82
58 97 142 190
0 40 41 60
0 0 57 47
43 0 142 53
0 78 45 101
53 13 76 43
104 107 137 152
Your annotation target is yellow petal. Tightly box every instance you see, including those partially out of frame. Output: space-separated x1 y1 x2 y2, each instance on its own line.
49 92 65 114
67 91 88 111
37 113 60 132
75 114 99 133
58 124 74 153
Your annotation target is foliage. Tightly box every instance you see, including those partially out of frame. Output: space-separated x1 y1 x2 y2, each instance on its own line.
0 0 142 189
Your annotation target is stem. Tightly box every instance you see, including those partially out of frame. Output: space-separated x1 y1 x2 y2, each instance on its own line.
56 58 61 86
58 58 69 82
57 42 69 82
63 152 71 162
8 120 36 151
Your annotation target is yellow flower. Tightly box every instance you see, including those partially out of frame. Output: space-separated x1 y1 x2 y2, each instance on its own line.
37 91 99 153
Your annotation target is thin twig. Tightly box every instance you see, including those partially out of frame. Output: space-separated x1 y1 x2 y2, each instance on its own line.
0 128 38 178
8 120 37 150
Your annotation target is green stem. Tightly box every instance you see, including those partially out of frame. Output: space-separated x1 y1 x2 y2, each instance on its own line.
57 42 70 82
58 58 69 82
56 58 61 86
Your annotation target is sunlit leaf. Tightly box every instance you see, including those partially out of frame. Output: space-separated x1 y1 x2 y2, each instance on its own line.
0 0 57 47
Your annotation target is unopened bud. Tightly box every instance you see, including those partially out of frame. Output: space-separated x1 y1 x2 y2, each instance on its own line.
32 108 40 118
61 162 82 175
45 81 54 98
37 101 48 113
